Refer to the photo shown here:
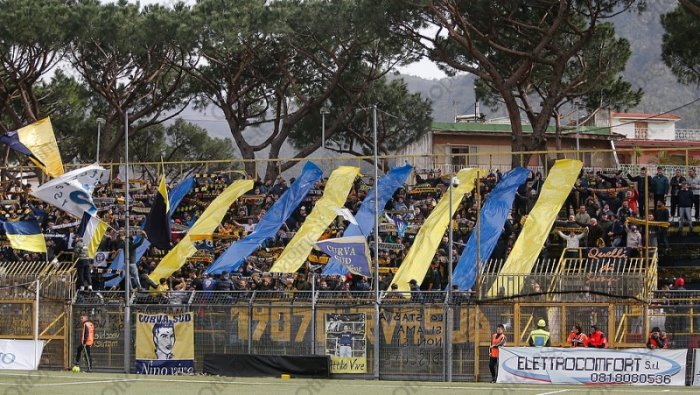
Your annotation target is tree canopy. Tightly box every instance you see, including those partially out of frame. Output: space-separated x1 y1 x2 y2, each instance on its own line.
661 0 700 85
386 0 642 165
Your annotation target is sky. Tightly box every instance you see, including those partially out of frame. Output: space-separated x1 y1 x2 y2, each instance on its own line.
124 0 447 80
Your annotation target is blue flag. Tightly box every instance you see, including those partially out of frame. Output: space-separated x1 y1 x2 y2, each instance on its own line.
452 167 530 291
104 177 195 288
316 236 372 277
323 163 412 276
206 162 323 275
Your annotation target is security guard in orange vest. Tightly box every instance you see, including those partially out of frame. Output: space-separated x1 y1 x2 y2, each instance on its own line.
527 319 551 347
74 314 94 371
588 323 608 348
489 324 507 383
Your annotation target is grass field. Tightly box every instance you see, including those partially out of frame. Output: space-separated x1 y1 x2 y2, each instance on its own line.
0 370 696 395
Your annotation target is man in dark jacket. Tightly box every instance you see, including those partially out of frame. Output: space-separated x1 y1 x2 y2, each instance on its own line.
652 167 670 207
628 168 654 216
677 182 694 233
670 169 686 218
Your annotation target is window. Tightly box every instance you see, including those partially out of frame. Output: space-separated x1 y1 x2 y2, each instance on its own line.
451 146 477 167
634 122 648 139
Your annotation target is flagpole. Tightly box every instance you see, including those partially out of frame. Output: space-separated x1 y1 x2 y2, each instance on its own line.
372 104 380 380
123 111 131 374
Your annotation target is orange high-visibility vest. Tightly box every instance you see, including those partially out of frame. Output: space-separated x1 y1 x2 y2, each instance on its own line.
490 333 506 358
82 321 95 346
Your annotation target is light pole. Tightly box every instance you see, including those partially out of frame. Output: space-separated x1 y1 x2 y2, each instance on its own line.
575 101 581 155
372 104 380 380
123 111 131 373
96 117 105 164
320 102 331 149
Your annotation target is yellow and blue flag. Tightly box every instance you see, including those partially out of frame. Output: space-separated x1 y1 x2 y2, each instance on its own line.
144 175 171 250
77 212 109 259
0 117 64 177
3 220 46 253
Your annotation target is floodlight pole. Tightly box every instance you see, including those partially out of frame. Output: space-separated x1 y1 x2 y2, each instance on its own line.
372 104 380 380
96 117 105 164
124 111 131 373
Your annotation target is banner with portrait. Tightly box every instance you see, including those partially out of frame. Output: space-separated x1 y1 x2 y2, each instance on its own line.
135 312 194 375
93 251 109 268
325 313 367 373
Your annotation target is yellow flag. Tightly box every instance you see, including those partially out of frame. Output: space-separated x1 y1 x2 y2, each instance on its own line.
488 159 582 296
188 179 253 240
148 237 198 283
149 179 253 282
390 168 480 293
17 117 64 177
270 166 360 274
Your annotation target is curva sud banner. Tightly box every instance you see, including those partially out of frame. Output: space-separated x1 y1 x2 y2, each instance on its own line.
498 347 687 386
135 312 194 375
0 340 44 370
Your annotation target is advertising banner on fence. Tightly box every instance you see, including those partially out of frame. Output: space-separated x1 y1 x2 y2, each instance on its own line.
135 312 194 375
325 313 367 373
693 349 700 386
0 340 44 370
498 347 687 385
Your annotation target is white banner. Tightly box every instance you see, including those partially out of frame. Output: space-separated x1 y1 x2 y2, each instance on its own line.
0 340 45 370
498 347 687 386
32 164 109 218
693 349 700 386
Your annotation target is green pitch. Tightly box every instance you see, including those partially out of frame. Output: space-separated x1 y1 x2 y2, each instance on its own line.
0 370 695 395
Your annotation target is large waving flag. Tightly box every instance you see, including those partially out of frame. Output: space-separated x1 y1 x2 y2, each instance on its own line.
488 159 582 297
452 167 529 291
31 164 109 218
104 177 194 288
270 166 360 274
206 162 323 275
143 175 171 250
316 236 372 277
0 117 64 177
77 212 109 259
323 163 413 276
149 179 253 282
389 168 480 293
3 221 46 253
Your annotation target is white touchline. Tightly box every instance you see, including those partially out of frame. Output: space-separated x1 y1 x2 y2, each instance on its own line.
535 390 569 395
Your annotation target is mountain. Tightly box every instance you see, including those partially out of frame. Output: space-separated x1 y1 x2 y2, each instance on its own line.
391 3 700 128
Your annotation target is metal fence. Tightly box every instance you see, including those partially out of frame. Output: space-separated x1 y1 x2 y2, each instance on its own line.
59 290 699 383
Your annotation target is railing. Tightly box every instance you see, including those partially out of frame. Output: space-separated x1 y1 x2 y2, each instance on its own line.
676 129 700 141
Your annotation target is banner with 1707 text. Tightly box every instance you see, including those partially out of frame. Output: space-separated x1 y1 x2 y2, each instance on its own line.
498 347 687 386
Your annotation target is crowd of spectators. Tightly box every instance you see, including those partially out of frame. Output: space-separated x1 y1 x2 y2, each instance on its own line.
0 164 696 302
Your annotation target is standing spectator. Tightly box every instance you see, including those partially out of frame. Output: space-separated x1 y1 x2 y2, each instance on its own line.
653 201 670 250
557 229 588 250
587 218 604 247
626 225 642 255
627 168 653 216
574 206 590 227
527 319 551 347
670 169 686 219
567 324 589 347
588 324 608 348
74 237 92 292
489 324 507 383
652 167 669 206
677 182 694 234
74 314 94 371
646 327 669 349
687 168 700 220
